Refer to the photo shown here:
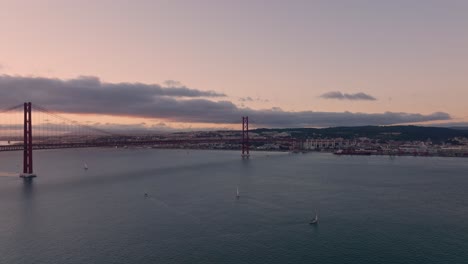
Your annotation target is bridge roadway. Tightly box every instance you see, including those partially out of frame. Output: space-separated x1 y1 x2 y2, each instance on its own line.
0 138 295 152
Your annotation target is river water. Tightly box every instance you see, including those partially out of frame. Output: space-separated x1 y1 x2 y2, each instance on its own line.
0 148 467 263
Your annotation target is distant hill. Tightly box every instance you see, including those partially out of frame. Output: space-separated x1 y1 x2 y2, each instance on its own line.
252 126 468 143
449 127 468 131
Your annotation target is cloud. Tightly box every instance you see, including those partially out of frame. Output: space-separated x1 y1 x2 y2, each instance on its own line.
239 96 254 102
320 91 377 101
0 75 224 105
238 96 269 103
84 122 173 133
240 110 450 127
271 107 283 111
0 75 451 128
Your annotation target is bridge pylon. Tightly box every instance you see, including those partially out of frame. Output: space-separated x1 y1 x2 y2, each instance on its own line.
20 102 36 179
241 116 249 158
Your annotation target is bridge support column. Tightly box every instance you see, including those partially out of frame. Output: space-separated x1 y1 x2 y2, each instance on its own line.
20 102 36 179
241 116 249 158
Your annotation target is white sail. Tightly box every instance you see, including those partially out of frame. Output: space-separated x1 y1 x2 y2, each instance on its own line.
310 211 318 224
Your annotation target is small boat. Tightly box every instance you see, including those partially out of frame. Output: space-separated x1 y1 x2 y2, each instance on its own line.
309 212 318 225
144 193 149 198
236 187 240 199
83 163 88 170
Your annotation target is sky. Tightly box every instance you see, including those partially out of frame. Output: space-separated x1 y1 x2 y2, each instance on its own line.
0 0 467 130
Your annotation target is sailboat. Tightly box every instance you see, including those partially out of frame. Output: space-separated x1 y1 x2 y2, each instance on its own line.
84 163 88 170
309 212 318 225
236 187 240 199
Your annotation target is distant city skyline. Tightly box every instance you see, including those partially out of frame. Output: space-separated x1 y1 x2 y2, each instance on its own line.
0 0 467 130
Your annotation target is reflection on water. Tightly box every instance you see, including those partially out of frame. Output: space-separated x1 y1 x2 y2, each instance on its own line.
21 178 35 199
19 178 36 225
0 171 19 177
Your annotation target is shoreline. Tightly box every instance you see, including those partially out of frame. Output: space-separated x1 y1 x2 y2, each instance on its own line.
1 145 467 158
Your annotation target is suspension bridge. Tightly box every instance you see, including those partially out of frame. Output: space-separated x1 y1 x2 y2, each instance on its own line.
0 102 277 179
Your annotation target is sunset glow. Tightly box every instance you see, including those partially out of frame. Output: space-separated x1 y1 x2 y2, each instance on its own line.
0 0 467 130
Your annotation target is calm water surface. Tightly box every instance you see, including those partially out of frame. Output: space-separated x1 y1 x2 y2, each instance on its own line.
0 148 467 263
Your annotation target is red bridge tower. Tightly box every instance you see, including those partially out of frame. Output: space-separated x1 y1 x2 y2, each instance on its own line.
20 102 36 179
241 116 249 158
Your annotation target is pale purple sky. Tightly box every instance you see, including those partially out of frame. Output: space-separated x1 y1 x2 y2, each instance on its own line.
0 0 467 128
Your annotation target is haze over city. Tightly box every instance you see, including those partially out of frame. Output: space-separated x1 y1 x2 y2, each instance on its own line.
1 0 467 130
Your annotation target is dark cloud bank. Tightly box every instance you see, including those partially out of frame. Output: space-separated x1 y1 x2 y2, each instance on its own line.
0 75 451 127
320 91 377 101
